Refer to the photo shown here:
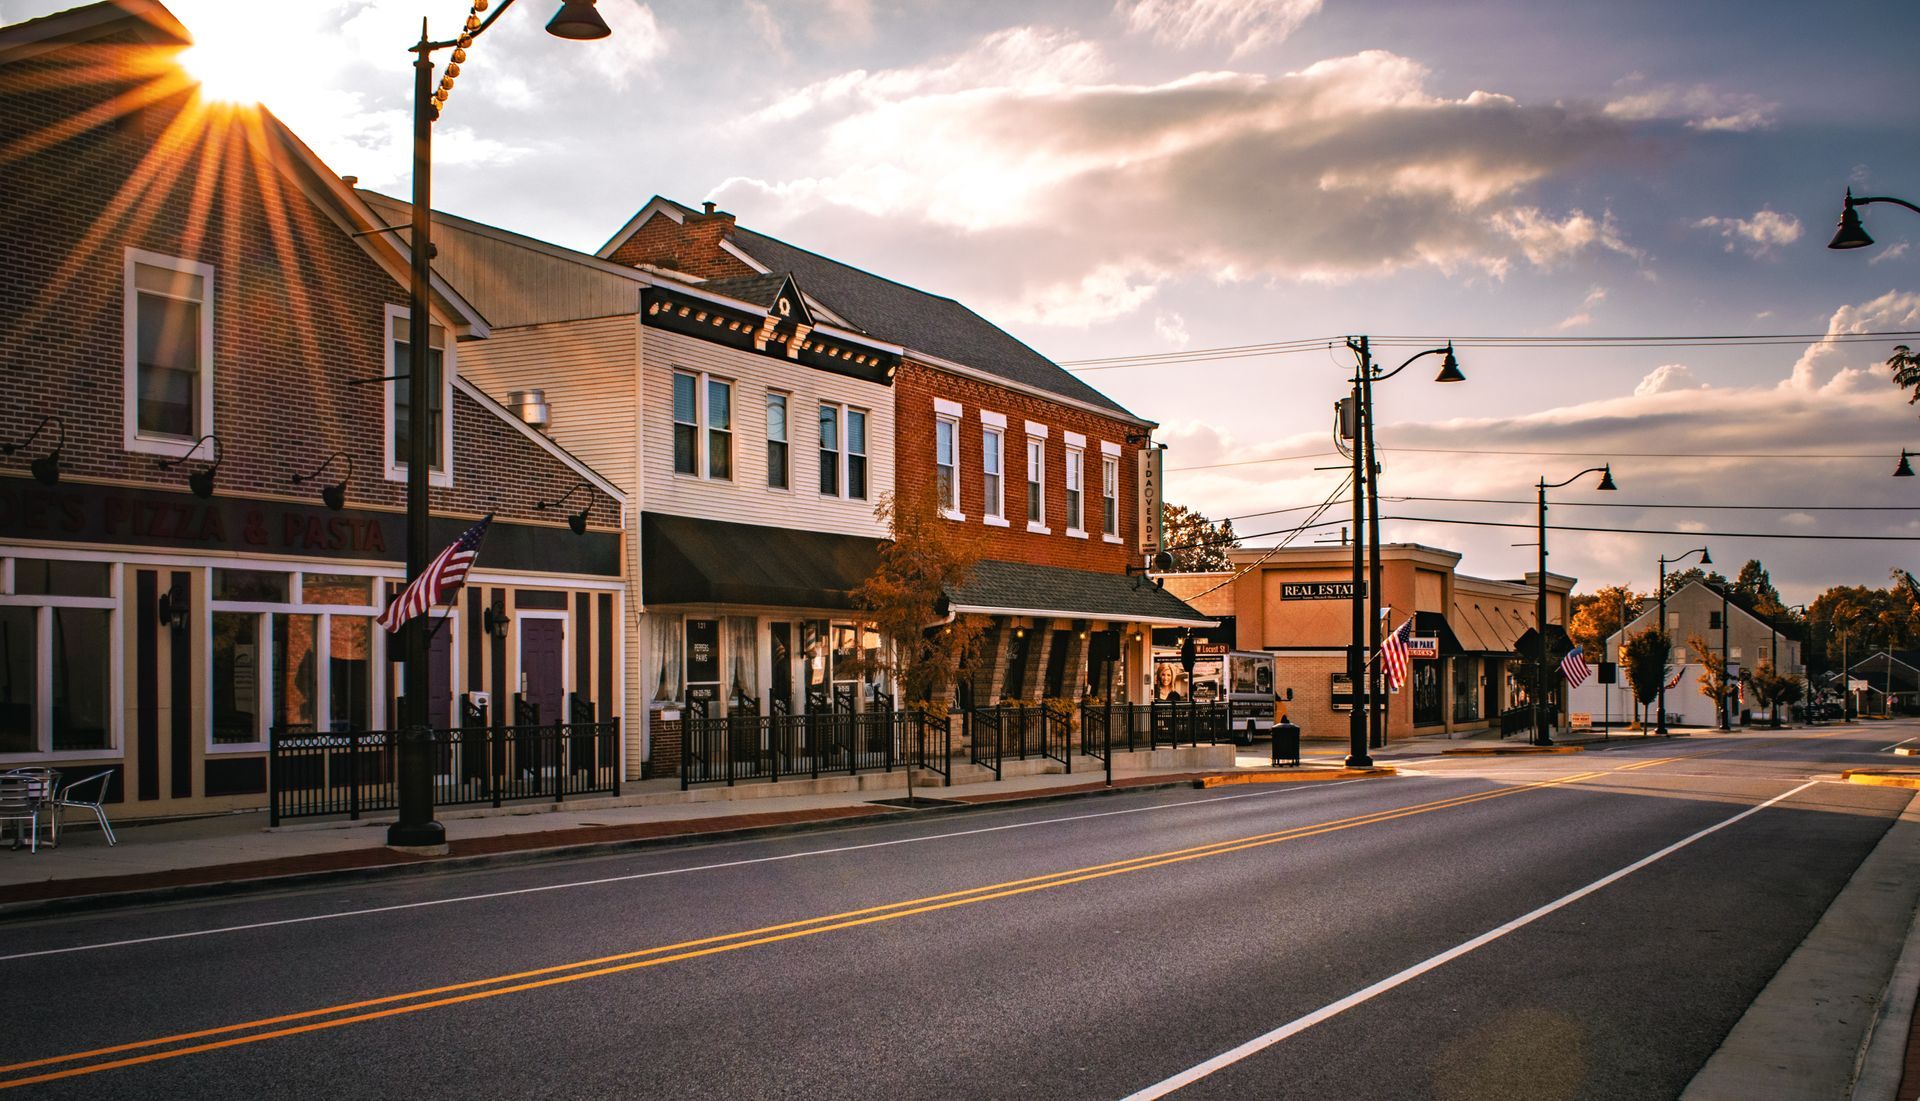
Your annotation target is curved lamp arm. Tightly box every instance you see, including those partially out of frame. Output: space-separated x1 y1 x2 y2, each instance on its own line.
1376 342 1461 382
1659 546 1711 568
1539 464 1615 492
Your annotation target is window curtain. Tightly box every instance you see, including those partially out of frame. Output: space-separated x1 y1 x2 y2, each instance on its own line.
647 615 683 705
725 616 758 705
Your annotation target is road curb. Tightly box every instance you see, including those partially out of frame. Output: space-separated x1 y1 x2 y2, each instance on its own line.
1194 767 1397 787
1441 745 1586 756
0 776 1242 922
1843 770 1920 790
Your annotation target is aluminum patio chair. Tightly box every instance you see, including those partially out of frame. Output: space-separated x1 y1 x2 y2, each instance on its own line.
53 769 117 846
0 775 46 853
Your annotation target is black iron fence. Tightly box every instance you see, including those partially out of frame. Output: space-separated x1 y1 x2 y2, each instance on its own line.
681 708 950 789
268 719 621 825
1074 700 1229 753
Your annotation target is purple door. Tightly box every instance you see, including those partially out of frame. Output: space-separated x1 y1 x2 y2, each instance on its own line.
520 619 564 726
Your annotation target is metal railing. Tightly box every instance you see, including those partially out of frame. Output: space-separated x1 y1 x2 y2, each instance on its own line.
968 707 1003 781
1074 700 1228 752
681 708 948 789
269 720 621 825
1078 700 1114 786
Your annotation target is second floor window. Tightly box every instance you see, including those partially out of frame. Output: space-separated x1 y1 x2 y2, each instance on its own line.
671 370 731 480
936 415 958 514
847 408 868 500
1065 447 1084 533
125 249 214 455
1026 437 1045 526
819 403 869 500
1102 455 1120 537
819 404 840 496
982 427 1004 521
386 306 450 481
766 392 789 489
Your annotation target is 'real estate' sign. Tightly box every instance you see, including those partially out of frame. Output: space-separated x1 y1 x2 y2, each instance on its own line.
1281 581 1361 600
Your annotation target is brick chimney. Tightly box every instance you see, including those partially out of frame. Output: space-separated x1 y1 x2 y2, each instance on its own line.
607 200 754 280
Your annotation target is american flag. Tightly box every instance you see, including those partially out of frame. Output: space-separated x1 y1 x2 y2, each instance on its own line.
377 515 492 634
1664 666 1686 690
1560 649 1591 688
1379 617 1413 692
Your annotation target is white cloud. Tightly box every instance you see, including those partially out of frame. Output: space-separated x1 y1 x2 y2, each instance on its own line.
1118 0 1323 57
1693 209 1802 257
1154 311 1192 348
1869 242 1910 266
1633 363 1702 396
1783 291 1920 391
726 41 1646 323
1604 80 1776 132
1556 312 1592 331
581 1 667 88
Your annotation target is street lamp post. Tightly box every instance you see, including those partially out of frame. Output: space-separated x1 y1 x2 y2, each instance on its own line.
1342 336 1463 767
389 0 611 852
1719 584 1731 731
1828 188 1920 251
1654 546 1711 738
1533 465 1615 745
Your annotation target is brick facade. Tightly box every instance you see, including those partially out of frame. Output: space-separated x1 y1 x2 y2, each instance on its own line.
893 361 1143 575
0 47 615 531
606 209 757 281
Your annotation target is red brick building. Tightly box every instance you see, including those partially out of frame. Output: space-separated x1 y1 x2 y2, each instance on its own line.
0 2 627 819
600 198 1208 707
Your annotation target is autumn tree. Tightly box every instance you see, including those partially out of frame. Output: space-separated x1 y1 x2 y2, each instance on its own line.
1689 632 1737 726
851 491 989 797
1745 660 1801 728
1568 585 1642 660
1732 559 1786 619
1622 627 1671 730
1661 567 1729 598
1161 502 1239 571
1890 344 1920 408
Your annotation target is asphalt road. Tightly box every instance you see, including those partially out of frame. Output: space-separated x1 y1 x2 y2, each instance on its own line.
0 723 1913 1100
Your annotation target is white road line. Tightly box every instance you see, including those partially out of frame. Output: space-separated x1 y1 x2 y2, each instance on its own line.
1886 738 1915 752
0 779 1387 963
1119 778 1823 1101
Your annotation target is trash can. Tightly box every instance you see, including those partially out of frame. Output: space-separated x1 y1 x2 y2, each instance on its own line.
1272 718 1301 767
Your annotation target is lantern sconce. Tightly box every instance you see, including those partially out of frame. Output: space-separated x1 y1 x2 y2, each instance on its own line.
2 415 63 486
291 452 353 510
159 434 222 499
156 584 190 633
483 605 511 639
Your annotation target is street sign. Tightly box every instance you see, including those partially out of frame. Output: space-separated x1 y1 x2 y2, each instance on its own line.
1406 637 1439 660
1280 581 1361 600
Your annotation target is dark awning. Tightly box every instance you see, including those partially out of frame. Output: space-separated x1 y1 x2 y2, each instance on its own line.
641 512 882 609
1413 611 1464 656
1511 624 1575 659
946 559 1214 627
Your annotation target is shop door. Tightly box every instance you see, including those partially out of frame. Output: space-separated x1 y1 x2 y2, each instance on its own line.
392 624 453 730
769 623 793 716
520 619 564 726
1484 659 1501 722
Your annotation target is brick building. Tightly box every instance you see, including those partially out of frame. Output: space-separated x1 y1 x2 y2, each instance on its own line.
1160 544 1574 742
0 2 627 819
599 198 1208 718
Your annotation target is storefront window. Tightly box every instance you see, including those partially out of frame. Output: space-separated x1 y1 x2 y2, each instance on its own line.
303 575 372 606
330 616 373 732
273 613 318 729
215 569 290 603
0 606 35 753
14 560 110 598
1411 661 1443 726
862 626 887 708
647 615 683 704
1451 657 1480 723
212 612 261 744
724 616 757 707
50 608 110 751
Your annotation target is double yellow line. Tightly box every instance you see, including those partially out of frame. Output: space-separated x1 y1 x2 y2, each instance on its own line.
0 769 1601 1090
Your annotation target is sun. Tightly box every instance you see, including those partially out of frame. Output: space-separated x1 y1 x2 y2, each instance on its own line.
178 22 280 105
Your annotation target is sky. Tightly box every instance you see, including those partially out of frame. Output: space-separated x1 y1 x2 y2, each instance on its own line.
8 0 1919 604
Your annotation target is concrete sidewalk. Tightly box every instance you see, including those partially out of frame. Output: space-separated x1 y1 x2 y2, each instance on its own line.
0 747 1392 911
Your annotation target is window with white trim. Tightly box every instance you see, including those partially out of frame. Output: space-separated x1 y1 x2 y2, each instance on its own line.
124 249 214 455
818 403 869 500
1065 446 1085 534
385 306 451 483
936 414 959 515
1026 437 1045 527
0 558 117 758
1102 455 1120 537
670 369 732 481
982 427 1004 521
209 568 379 749
766 391 789 489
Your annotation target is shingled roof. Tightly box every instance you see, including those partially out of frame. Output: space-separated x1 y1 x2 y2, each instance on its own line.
945 560 1213 626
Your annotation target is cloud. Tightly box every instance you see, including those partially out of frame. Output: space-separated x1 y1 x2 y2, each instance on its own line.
1633 363 1702 396
581 1 667 88
1556 312 1592 331
1603 80 1776 132
1154 311 1192 348
724 40 1647 325
1869 242 1910 266
1693 209 1802 256
1118 0 1323 56
1783 291 1920 391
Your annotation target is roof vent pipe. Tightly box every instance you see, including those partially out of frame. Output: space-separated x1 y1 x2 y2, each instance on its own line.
508 389 551 432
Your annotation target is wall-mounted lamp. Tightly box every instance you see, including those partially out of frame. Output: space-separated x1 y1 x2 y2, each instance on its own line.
2 415 63 486
291 452 353 510
536 482 593 535
483 605 511 639
156 585 190 633
159 434 222 498
1124 432 1150 446
1126 549 1174 591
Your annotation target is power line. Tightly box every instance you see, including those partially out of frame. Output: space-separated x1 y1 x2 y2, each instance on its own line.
1190 515 1920 549
1168 451 1338 473
1060 329 1920 371
1390 496 1920 512
1171 447 1907 470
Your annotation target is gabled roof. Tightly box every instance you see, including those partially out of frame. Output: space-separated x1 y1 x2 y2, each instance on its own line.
0 0 186 61
945 559 1214 627
602 196 1144 423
